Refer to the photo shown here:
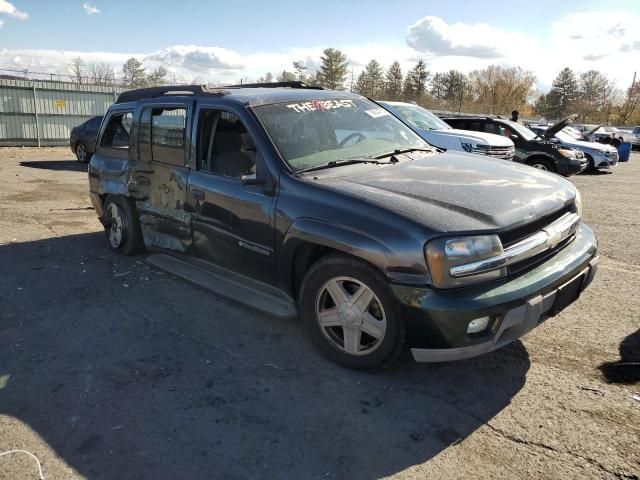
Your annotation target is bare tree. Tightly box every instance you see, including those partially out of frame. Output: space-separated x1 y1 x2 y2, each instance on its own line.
68 57 85 84
87 62 114 87
468 65 536 115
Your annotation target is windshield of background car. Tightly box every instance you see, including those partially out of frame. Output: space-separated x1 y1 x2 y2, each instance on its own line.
254 98 431 171
500 119 536 141
391 104 451 131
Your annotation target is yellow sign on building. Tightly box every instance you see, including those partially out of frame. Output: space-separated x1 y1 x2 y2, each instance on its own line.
55 100 65 108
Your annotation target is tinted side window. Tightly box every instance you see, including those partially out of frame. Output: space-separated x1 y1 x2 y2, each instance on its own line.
197 110 256 178
101 112 133 150
483 123 501 135
151 107 186 165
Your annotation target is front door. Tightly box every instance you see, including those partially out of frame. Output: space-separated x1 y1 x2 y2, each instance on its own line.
186 105 277 284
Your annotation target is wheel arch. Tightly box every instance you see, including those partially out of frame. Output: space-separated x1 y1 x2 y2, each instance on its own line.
279 218 412 300
526 154 556 171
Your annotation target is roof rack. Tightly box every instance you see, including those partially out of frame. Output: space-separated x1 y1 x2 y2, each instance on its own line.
115 81 323 104
221 81 323 90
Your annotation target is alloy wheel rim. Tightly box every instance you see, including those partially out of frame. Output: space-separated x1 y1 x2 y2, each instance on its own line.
315 276 387 356
107 203 124 248
533 163 548 170
77 144 86 161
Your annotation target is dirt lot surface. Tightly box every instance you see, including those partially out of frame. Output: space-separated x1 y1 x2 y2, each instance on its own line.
0 147 638 479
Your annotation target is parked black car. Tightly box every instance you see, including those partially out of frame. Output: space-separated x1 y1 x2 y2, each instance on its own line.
69 115 102 163
88 83 597 370
443 116 587 176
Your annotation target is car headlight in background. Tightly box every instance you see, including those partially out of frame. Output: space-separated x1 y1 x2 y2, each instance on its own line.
425 235 505 288
557 147 578 159
461 142 489 154
574 189 583 217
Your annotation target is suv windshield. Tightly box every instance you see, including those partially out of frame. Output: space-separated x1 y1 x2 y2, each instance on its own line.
254 98 431 171
391 104 451 131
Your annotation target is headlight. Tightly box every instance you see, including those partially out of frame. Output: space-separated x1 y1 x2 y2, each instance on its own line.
574 189 583 217
558 147 577 159
461 142 489 154
425 235 505 288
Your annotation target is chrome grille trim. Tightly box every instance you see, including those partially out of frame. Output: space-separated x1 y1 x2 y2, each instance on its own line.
450 212 580 278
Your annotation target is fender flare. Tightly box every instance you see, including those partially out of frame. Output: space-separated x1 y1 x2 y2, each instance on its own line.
279 217 425 295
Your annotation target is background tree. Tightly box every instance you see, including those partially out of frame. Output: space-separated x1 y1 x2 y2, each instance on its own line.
403 59 429 104
384 61 403 101
122 57 147 88
354 60 384 98
256 72 274 83
430 72 446 106
317 48 349 90
442 70 467 109
147 66 168 87
68 57 85 84
578 70 613 122
87 62 114 87
546 67 579 118
616 81 640 125
292 61 308 82
276 70 297 82
468 65 535 115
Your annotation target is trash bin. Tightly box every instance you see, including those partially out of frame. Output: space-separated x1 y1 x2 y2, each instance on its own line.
618 142 631 162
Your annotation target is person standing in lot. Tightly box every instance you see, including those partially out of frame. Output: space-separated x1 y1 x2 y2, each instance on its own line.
511 110 521 124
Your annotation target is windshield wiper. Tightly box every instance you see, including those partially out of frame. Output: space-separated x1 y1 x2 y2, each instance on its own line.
374 147 434 159
295 158 389 174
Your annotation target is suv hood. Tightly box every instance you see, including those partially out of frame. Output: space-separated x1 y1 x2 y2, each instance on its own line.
312 152 575 233
543 114 578 139
428 128 513 147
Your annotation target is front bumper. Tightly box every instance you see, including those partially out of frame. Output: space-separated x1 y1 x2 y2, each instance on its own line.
392 224 598 362
558 158 588 176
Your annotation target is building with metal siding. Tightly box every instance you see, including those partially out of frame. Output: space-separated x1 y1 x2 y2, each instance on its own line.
0 79 122 146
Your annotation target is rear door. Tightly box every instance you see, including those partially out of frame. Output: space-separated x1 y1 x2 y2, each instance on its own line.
135 99 193 252
186 102 277 284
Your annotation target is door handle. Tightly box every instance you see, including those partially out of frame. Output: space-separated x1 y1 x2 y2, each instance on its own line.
192 189 205 201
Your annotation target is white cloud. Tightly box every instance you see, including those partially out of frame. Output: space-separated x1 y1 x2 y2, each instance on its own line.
1 12 639 92
0 19 4 29
0 0 28 20
82 2 100 15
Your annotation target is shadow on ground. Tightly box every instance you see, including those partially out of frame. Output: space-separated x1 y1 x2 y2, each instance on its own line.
19 160 87 172
0 233 530 479
599 329 640 385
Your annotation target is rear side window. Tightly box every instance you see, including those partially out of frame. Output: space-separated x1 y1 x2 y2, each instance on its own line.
139 107 186 165
101 112 133 150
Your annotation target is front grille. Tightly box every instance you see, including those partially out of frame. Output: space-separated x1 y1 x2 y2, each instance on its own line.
499 205 573 248
506 235 574 276
485 146 515 160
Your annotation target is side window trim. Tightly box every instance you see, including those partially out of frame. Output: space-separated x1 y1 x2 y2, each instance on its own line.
97 109 133 159
195 106 260 180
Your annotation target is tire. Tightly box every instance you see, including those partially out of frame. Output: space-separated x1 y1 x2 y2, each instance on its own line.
75 141 92 163
103 195 144 255
299 253 405 371
585 154 596 172
527 157 555 172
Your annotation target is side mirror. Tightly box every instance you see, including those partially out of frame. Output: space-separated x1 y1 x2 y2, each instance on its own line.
240 172 264 185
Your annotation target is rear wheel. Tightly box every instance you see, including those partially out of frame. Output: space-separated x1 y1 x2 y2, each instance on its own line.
75 142 92 163
103 195 143 255
300 254 405 371
527 157 555 172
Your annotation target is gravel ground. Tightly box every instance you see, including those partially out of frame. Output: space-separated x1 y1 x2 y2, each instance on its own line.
0 147 638 480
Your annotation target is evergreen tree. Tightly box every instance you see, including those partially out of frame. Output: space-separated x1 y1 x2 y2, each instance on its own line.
122 58 147 88
384 61 403 100
354 71 370 96
317 48 349 90
547 67 579 118
276 70 297 82
358 60 384 97
403 60 430 103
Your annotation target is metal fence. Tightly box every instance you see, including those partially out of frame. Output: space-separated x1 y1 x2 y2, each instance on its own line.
0 79 122 147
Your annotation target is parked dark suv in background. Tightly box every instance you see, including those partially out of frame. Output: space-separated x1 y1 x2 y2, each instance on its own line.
88 83 597 371
70 115 102 163
443 116 587 176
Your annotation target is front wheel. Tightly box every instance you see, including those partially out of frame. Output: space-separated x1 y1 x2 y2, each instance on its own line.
103 195 144 255
527 158 555 172
299 254 405 371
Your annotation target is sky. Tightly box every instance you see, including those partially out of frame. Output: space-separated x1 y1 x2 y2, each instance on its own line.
1 0 640 91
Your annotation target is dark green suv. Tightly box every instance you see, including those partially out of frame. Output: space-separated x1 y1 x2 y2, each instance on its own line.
88 83 598 370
